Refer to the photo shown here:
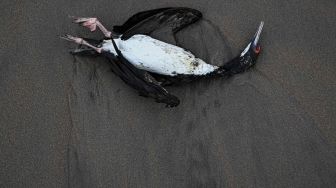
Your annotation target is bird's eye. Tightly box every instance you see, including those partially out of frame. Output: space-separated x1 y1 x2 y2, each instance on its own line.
254 45 261 53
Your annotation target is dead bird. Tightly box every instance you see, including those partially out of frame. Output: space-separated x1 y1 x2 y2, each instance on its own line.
61 7 264 107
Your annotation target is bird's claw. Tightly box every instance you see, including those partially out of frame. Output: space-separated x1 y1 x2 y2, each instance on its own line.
60 34 83 44
72 17 98 32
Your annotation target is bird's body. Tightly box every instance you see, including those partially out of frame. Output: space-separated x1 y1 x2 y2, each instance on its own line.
101 34 218 76
62 7 264 107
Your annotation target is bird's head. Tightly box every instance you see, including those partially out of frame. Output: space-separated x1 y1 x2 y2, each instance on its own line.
241 21 264 59
223 22 264 74
251 21 263 55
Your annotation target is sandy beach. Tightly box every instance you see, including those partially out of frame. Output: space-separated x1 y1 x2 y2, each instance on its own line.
1 0 336 187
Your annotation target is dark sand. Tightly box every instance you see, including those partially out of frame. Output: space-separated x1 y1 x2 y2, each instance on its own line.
1 0 336 187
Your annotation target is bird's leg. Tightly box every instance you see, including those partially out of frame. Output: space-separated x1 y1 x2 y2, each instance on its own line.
61 34 102 53
73 17 112 38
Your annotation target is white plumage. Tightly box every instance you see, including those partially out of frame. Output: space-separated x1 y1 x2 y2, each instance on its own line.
102 34 218 76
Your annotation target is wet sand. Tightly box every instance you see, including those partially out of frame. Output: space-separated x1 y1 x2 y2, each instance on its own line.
1 0 336 187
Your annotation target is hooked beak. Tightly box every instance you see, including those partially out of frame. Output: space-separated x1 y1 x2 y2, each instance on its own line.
252 21 264 53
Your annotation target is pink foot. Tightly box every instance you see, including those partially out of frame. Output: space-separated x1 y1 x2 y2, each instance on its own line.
73 17 98 32
72 16 112 37
61 34 102 53
60 34 84 44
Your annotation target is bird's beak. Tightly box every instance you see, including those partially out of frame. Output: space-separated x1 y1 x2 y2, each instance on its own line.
252 21 264 47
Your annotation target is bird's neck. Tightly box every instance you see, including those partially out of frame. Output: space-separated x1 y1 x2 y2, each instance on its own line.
101 38 122 56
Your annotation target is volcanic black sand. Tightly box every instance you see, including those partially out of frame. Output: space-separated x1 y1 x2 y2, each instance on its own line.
1 1 336 187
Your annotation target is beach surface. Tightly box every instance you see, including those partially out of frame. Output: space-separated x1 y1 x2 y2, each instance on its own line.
1 0 336 187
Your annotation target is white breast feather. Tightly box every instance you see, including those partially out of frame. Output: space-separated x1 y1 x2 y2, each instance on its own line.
102 35 218 76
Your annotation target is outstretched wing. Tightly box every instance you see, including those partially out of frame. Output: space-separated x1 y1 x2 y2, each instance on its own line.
113 7 202 40
113 7 171 34
102 40 180 107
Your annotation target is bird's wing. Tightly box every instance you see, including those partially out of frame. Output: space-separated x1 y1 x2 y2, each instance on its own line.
113 7 202 40
102 40 180 107
113 7 171 34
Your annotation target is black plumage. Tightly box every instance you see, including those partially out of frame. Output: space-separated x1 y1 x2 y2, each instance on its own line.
68 7 263 107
